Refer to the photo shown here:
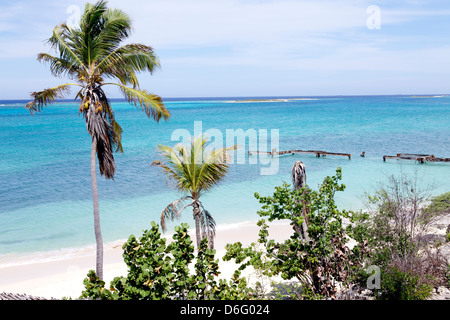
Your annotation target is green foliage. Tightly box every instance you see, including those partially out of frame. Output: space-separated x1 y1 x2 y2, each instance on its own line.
151 135 237 249
80 222 253 300
268 282 314 300
79 170 449 300
423 192 450 216
424 192 450 243
361 176 450 299
447 264 450 287
375 266 433 300
224 168 367 299
81 270 108 300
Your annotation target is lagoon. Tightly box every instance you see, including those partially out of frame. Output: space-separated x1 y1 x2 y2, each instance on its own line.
1 95 449 261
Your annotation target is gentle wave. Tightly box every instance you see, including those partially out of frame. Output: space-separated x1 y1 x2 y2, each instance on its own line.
0 240 122 269
0 221 262 268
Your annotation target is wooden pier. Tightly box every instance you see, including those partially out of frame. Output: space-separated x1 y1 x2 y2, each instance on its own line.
248 149 450 164
248 149 351 159
383 153 450 163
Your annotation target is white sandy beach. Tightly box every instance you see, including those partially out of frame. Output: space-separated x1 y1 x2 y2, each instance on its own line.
0 221 292 299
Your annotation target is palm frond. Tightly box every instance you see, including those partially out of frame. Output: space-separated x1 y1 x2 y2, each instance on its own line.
47 23 85 71
92 120 116 179
81 86 121 179
79 0 108 40
198 202 216 249
98 44 160 87
81 4 132 65
96 8 132 53
106 83 170 121
110 118 123 152
119 44 160 73
151 159 180 185
196 141 237 193
292 161 307 189
152 136 235 197
160 196 193 231
26 83 79 113
37 53 79 79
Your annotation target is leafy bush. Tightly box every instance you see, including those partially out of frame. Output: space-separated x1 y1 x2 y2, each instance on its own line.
223 168 367 299
80 222 253 300
447 264 450 287
424 192 450 243
376 266 433 300
362 174 449 299
423 192 450 216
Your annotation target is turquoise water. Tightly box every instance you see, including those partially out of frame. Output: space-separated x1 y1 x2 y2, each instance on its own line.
1 96 450 259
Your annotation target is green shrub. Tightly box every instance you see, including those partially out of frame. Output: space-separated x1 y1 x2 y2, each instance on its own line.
423 192 450 217
80 222 253 300
223 168 367 299
446 264 450 288
376 266 433 300
363 174 449 297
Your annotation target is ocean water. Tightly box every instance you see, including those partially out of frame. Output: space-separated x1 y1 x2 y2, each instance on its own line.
1 95 450 263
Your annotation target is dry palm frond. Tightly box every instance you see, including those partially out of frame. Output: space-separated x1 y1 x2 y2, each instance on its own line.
292 161 306 190
26 83 79 113
198 202 216 249
160 196 194 231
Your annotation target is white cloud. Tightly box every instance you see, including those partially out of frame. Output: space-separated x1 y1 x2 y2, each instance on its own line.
109 0 370 48
106 0 450 78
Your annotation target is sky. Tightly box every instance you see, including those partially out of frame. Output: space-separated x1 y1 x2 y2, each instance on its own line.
0 0 450 99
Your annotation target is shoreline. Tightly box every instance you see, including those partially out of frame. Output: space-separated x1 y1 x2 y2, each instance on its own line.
0 220 292 299
0 220 262 268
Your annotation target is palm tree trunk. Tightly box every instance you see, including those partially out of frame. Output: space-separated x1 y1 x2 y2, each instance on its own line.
193 202 202 249
292 161 310 243
300 192 310 243
91 136 104 280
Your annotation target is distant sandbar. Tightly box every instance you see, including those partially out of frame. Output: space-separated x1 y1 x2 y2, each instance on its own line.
226 98 319 103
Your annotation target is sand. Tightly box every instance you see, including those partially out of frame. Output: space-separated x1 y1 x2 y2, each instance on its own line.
0 221 292 299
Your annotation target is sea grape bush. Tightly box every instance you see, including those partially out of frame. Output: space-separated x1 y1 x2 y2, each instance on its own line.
223 168 368 299
80 222 253 300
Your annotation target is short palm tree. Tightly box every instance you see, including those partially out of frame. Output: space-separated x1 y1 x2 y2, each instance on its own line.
151 135 236 249
26 0 170 279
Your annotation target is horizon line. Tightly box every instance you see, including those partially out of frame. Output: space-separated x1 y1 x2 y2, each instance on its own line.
1 93 449 102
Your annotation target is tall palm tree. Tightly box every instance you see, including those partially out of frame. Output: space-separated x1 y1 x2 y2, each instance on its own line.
151 135 236 249
26 0 170 279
